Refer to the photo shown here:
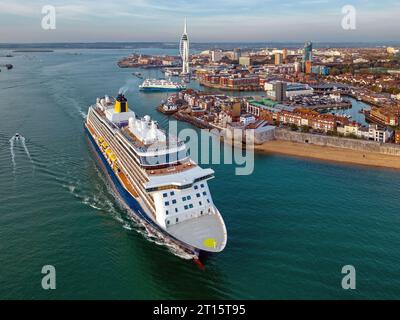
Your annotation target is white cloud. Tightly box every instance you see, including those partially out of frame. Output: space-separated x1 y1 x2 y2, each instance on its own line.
0 1 39 17
0 0 399 42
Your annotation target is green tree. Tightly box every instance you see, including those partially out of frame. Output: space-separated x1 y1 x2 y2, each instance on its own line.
327 130 338 136
347 133 359 139
301 125 310 133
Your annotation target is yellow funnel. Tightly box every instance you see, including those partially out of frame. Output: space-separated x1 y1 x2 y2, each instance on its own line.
114 94 128 113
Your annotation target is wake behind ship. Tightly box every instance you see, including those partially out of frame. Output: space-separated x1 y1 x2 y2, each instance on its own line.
85 94 227 257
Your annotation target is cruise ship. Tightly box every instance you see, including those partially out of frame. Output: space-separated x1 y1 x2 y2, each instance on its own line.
139 79 186 92
85 94 227 257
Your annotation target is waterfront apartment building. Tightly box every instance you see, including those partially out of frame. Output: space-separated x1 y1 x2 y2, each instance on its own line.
279 110 310 127
246 99 295 122
245 99 346 132
370 106 400 126
336 123 393 143
279 109 348 132
368 124 393 143
337 122 369 139
220 75 260 87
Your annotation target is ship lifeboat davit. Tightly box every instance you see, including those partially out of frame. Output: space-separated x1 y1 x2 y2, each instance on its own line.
101 141 109 150
106 148 113 158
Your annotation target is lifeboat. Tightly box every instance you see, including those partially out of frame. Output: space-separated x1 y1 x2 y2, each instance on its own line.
101 141 109 150
106 148 113 158
110 154 117 163
112 162 119 172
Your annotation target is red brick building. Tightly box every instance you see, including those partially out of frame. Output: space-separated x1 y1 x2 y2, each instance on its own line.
278 109 349 132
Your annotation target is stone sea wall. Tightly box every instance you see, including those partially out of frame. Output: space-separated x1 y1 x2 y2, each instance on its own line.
274 128 400 156
225 126 276 145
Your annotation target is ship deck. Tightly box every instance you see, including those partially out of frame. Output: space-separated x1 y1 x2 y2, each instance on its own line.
86 120 156 218
167 213 227 253
93 106 184 153
118 171 139 198
145 161 195 176
120 126 183 153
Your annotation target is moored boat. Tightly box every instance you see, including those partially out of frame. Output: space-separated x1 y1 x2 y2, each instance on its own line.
139 79 186 92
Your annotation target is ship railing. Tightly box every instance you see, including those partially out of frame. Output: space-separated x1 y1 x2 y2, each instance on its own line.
94 106 185 152
121 131 185 153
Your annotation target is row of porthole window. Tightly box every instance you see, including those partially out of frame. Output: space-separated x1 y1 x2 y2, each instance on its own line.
194 184 205 190
165 199 210 215
162 184 205 199
162 191 176 198
165 200 211 216
164 192 207 207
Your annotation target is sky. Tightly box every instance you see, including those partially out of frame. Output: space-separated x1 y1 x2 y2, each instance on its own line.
0 0 399 43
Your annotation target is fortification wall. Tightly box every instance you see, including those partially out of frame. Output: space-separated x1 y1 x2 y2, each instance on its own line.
274 128 400 156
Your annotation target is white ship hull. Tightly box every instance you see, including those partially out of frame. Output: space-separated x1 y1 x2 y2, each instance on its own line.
139 79 186 92
139 86 185 92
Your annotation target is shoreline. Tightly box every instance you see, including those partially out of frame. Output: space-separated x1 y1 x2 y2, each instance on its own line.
198 81 263 91
254 140 400 170
168 110 400 170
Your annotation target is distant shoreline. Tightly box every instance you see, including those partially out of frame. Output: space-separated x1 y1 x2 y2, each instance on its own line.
199 81 263 91
255 140 400 170
1 41 400 51
12 49 54 53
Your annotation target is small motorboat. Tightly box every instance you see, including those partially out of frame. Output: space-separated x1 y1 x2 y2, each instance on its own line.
132 72 143 79
15 133 20 140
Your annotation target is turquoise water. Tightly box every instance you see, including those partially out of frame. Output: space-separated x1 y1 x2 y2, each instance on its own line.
0 49 400 300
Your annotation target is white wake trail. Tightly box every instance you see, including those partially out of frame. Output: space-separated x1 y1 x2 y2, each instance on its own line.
9 136 16 172
20 136 34 164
